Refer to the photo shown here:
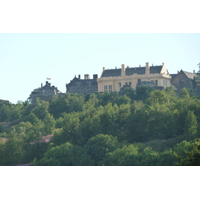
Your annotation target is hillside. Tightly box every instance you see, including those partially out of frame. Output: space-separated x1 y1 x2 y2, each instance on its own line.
1 86 200 166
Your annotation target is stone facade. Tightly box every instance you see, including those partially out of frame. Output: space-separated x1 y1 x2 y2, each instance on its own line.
170 70 196 91
66 74 98 95
28 81 63 104
97 62 171 93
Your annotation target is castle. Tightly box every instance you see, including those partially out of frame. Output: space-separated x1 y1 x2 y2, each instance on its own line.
28 62 198 104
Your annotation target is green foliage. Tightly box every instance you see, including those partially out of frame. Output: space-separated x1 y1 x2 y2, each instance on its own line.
0 136 24 165
176 139 200 166
23 141 50 164
102 144 139 166
184 110 198 140
120 87 136 100
96 91 118 106
115 95 131 106
43 113 56 135
178 88 190 99
84 134 119 165
49 93 85 118
136 85 154 102
2 87 200 166
62 112 82 145
173 140 193 159
137 146 160 166
24 112 43 125
55 117 64 128
0 102 23 122
99 103 120 137
32 98 49 120
32 142 94 166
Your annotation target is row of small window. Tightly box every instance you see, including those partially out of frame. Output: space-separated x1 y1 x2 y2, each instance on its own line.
118 82 131 88
104 85 112 92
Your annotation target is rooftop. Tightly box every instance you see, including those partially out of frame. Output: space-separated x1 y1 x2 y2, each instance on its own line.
101 65 163 77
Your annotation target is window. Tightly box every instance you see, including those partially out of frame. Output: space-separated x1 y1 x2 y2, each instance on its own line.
104 85 108 92
109 85 112 92
118 83 122 88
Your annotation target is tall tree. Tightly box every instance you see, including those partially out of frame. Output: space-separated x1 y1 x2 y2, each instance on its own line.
84 134 119 165
184 110 198 140
43 113 56 135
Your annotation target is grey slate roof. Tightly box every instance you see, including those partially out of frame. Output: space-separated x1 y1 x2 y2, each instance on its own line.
150 66 163 74
101 65 163 77
101 69 121 77
182 70 196 79
126 67 145 75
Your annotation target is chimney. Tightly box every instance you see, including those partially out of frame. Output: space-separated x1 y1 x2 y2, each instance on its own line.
162 62 164 66
193 70 195 74
145 62 150 75
177 71 179 74
41 83 43 88
78 75 81 79
103 67 105 71
93 74 98 79
46 81 48 85
84 74 89 79
121 64 125 76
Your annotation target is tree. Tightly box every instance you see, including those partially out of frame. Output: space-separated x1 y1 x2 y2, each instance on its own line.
120 87 136 100
32 98 49 120
99 103 120 137
147 90 170 106
173 140 193 159
84 134 119 165
24 112 42 125
115 95 131 106
176 139 200 166
178 88 190 99
32 142 94 166
43 113 56 135
136 146 160 166
1 136 24 165
136 85 154 102
62 112 82 145
183 110 198 140
102 144 139 166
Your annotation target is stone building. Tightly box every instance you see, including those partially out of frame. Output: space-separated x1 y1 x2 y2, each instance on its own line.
170 70 196 91
137 79 164 90
97 62 171 92
66 74 98 95
28 81 63 104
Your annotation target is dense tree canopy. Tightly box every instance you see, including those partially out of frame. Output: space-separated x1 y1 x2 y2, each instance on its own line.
1 85 200 166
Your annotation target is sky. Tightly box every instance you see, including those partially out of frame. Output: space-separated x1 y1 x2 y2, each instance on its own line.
0 33 200 104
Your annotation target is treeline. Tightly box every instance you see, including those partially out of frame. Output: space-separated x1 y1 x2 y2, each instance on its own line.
1 86 200 166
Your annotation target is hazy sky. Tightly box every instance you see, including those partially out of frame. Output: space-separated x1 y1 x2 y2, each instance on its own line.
0 33 200 104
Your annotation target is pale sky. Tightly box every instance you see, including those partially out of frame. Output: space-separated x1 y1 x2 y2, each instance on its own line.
0 33 200 104
0 1 200 104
